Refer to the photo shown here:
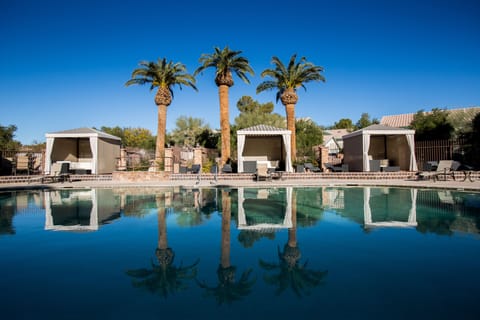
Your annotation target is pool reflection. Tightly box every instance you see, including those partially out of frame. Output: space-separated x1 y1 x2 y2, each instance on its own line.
44 189 120 231
1 186 480 318
126 193 199 298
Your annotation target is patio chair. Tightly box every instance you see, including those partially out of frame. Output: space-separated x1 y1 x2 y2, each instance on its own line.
255 162 271 181
222 164 233 173
191 164 201 174
296 164 305 173
14 155 31 175
243 161 257 173
369 160 381 172
304 162 321 172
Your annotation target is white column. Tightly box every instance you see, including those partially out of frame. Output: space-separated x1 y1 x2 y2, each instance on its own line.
362 133 371 172
45 137 55 174
237 134 246 173
89 137 98 174
406 133 418 171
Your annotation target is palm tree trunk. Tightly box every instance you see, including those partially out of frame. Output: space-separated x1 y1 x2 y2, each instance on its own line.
285 103 296 162
218 85 230 166
220 190 231 268
156 104 167 169
288 190 297 248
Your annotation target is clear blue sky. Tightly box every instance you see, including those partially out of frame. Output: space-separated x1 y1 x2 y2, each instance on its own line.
1 0 479 144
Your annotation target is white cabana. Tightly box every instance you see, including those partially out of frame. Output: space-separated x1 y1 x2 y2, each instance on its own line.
342 125 418 172
45 127 121 174
237 125 293 173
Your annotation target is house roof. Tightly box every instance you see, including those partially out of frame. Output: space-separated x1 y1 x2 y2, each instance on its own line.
46 127 122 140
380 107 480 128
323 129 350 140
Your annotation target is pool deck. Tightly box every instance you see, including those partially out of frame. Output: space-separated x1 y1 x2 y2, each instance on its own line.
1 172 479 192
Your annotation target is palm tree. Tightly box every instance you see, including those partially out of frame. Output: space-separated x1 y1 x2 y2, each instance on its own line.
195 46 254 166
197 190 256 304
126 58 197 170
126 194 199 298
259 190 328 297
256 54 325 162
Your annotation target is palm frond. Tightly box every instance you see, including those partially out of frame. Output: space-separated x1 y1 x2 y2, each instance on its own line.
126 57 197 96
194 46 253 84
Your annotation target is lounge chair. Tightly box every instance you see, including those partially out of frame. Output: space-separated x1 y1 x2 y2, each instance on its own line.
255 162 271 181
296 164 305 173
324 163 348 172
304 162 321 172
417 160 456 182
41 162 71 183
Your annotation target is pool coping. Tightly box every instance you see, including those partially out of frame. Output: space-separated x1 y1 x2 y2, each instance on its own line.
1 176 479 192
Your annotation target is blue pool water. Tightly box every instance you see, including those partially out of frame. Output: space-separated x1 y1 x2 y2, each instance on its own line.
1 186 480 319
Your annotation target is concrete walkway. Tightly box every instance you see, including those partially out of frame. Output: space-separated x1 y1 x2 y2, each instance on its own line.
1 176 479 192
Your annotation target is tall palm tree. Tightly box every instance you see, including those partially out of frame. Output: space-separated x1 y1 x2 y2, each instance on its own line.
195 46 254 166
126 58 197 170
256 54 325 162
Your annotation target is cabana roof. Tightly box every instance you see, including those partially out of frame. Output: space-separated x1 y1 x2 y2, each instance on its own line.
46 127 121 140
343 124 415 138
237 125 290 135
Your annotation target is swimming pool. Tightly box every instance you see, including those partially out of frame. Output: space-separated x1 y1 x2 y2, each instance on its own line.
1 186 479 319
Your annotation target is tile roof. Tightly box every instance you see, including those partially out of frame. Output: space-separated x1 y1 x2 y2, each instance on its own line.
380 107 480 128
323 129 350 140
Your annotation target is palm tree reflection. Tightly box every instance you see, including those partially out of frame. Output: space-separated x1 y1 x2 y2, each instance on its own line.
259 190 328 297
127 193 198 298
197 189 256 304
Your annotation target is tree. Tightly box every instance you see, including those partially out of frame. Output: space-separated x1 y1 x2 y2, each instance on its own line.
0 124 21 150
123 128 156 150
256 54 325 162
233 96 285 129
236 95 274 113
195 47 254 165
410 108 454 140
126 58 197 170
295 118 323 162
355 113 379 130
196 128 220 149
169 116 209 148
332 118 354 130
100 126 155 150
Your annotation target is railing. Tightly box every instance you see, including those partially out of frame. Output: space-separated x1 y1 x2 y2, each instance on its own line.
415 138 469 170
